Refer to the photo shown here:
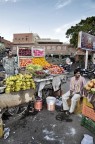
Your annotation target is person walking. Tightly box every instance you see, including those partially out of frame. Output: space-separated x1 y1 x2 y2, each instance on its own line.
2 50 17 77
62 68 86 115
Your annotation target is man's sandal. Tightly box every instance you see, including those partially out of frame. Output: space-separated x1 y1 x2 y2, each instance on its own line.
56 113 72 122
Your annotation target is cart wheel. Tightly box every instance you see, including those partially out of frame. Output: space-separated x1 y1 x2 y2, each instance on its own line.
7 106 19 116
18 105 28 114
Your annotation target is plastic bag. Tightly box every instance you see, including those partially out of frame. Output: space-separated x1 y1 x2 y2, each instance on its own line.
15 68 18 74
81 134 93 144
4 128 10 139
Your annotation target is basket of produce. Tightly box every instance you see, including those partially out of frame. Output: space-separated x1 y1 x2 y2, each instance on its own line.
81 116 95 134
84 79 95 109
84 79 95 94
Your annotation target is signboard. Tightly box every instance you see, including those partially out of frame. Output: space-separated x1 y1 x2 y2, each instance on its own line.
32 46 45 57
78 31 95 51
18 47 32 56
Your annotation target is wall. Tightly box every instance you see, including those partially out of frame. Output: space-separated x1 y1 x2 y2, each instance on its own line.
13 33 35 44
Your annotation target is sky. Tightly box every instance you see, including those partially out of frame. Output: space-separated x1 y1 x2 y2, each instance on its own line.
0 0 95 43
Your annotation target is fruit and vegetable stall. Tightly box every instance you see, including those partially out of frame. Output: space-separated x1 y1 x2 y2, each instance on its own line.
0 73 35 109
81 79 95 134
0 46 66 109
84 79 95 109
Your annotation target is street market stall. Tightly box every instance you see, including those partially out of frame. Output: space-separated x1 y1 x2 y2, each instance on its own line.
78 31 95 134
0 72 36 115
34 73 67 98
17 45 66 98
0 46 67 114
17 46 32 67
81 79 95 134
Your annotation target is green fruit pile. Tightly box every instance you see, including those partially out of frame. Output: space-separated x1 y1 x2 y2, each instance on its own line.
26 64 43 72
5 73 35 94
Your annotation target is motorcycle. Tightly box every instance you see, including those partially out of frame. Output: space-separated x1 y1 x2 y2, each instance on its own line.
80 68 95 79
59 61 73 73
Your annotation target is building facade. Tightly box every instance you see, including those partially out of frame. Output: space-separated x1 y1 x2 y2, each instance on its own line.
12 32 76 56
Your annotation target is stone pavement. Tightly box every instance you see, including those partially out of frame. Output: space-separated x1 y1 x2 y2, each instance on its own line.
0 73 95 144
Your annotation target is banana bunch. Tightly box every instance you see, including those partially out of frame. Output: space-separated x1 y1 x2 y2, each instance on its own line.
5 73 35 94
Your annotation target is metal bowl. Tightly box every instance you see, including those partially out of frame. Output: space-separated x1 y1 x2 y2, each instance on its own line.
0 86 6 94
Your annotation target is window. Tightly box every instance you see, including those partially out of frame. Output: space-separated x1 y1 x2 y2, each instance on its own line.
61 46 67 50
47 46 52 50
26 36 29 41
52 45 56 51
57 46 61 50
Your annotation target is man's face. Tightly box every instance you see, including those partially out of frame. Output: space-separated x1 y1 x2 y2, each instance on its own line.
75 72 81 78
9 51 12 57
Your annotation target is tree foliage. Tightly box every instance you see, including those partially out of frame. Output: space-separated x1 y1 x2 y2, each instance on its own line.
0 43 5 55
66 16 95 48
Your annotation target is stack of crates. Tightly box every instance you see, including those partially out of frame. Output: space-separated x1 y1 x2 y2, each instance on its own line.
81 97 95 134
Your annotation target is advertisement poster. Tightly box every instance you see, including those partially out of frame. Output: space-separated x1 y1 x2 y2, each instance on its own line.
78 31 95 51
32 46 45 57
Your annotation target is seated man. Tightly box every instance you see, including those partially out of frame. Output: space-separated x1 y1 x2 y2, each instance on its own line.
62 68 86 115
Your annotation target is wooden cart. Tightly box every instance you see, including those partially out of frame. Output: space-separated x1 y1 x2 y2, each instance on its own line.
0 89 35 115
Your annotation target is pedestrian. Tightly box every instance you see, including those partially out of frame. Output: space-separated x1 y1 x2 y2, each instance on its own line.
2 50 17 77
65 57 72 72
62 68 86 115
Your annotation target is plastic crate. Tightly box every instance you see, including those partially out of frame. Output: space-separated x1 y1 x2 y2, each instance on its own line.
83 97 93 108
82 104 95 121
81 116 95 134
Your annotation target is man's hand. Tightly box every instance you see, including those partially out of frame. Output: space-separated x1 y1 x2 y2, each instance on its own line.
70 90 73 98
70 90 73 96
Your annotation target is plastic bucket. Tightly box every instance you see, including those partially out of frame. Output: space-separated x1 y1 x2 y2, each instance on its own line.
46 97 56 111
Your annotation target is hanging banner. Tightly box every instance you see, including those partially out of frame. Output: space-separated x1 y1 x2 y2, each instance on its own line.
32 46 45 57
78 31 95 51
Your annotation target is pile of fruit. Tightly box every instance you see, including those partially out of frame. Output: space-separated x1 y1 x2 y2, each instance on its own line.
19 48 32 56
31 58 64 74
26 64 43 72
32 57 51 67
19 58 32 67
84 79 95 94
4 74 35 94
26 64 49 78
44 64 64 75
34 70 50 78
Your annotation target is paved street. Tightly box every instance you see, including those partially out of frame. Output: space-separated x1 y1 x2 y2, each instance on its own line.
0 72 95 144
